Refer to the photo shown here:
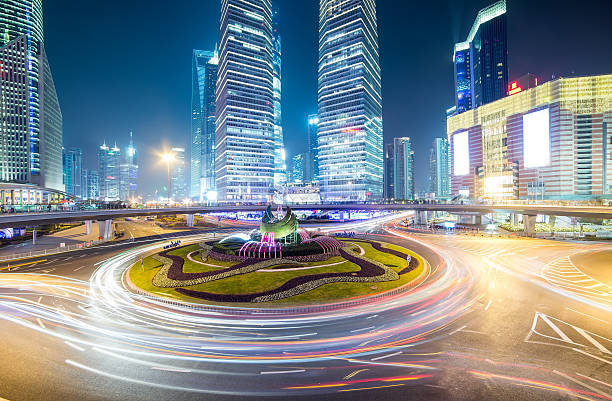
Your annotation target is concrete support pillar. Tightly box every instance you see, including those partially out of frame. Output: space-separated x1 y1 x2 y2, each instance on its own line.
85 220 92 235
186 214 195 228
32 229 37 245
523 215 537 237
414 210 427 225
548 215 556 227
511 213 519 225
97 219 114 241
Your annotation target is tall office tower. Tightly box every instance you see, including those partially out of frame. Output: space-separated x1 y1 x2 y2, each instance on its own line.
171 147 186 200
82 169 99 200
307 114 319 182
0 0 63 191
428 138 450 198
392 138 414 200
216 0 276 202
98 143 121 201
190 48 218 201
318 0 384 202
453 0 507 113
119 131 138 200
291 154 304 184
272 7 287 188
62 147 82 198
384 143 394 199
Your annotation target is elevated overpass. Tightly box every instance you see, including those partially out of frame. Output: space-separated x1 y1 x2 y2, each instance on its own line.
0 203 610 237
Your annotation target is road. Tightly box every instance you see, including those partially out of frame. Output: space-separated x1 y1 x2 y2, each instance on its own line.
0 217 610 400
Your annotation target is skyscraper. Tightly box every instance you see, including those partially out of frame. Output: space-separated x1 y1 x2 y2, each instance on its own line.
81 169 99 201
216 0 276 202
428 138 450 198
318 0 384 202
120 131 138 201
171 147 186 200
307 114 319 183
62 147 82 198
272 6 287 189
393 137 414 200
0 0 63 191
453 0 508 113
384 143 394 200
98 143 121 201
291 154 304 185
190 48 218 202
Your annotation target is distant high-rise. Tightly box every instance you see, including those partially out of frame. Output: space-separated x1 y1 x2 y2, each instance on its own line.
82 169 99 201
171 147 186 200
0 0 63 191
216 0 275 202
318 0 384 202
120 131 138 201
393 138 414 200
291 154 304 185
428 138 450 198
62 147 82 198
98 143 121 201
453 0 508 113
272 6 287 188
306 114 319 183
384 143 394 199
190 48 218 202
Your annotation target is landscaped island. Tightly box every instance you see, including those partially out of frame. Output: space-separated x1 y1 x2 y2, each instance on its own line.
128 206 425 305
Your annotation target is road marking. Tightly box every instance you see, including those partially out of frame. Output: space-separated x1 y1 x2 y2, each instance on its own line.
484 299 493 311
351 326 375 333
538 314 573 342
260 369 306 375
449 325 467 336
371 351 402 361
36 318 45 329
573 326 610 354
37 296 42 303
73 266 85 272
566 308 610 325
554 370 612 398
573 348 612 365
151 366 192 373
0 259 47 271
64 341 85 352
344 369 368 380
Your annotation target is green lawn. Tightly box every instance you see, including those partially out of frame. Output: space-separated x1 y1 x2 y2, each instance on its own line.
128 240 426 305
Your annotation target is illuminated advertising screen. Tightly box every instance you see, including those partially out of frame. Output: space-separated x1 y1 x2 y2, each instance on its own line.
453 131 469 176
523 108 550 169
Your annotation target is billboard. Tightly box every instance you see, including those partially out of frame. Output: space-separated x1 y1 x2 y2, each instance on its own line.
453 131 469 176
523 108 550 169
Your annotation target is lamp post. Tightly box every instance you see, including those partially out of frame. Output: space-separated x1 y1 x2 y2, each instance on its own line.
162 153 175 206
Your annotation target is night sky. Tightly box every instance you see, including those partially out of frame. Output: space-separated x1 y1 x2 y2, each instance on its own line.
43 0 612 196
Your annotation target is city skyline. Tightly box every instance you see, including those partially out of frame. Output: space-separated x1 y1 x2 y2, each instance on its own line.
43 0 612 195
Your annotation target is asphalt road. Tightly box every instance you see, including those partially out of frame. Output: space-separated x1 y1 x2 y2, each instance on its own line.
0 218 610 401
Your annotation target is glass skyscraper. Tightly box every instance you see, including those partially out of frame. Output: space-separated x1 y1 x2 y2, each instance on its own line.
216 0 276 202
272 6 286 189
171 147 186 200
392 137 414 201
190 48 218 202
306 114 319 183
120 131 138 201
318 0 384 202
453 0 508 113
428 138 450 198
98 143 121 201
0 0 63 191
62 147 82 198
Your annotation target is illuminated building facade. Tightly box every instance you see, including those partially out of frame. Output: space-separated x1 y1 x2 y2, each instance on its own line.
392 137 414 200
318 0 384 202
82 169 99 201
306 114 319 183
453 0 508 113
120 131 138 201
429 138 450 198
216 0 275 202
448 74 612 200
384 143 394 199
190 49 218 202
171 147 186 200
62 147 82 198
0 0 63 192
272 6 286 189
291 153 304 184
98 143 121 201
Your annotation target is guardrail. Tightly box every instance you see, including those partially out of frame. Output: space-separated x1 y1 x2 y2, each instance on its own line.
0 239 109 262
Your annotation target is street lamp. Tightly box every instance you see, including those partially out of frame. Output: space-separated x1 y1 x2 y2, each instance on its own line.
162 152 175 206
